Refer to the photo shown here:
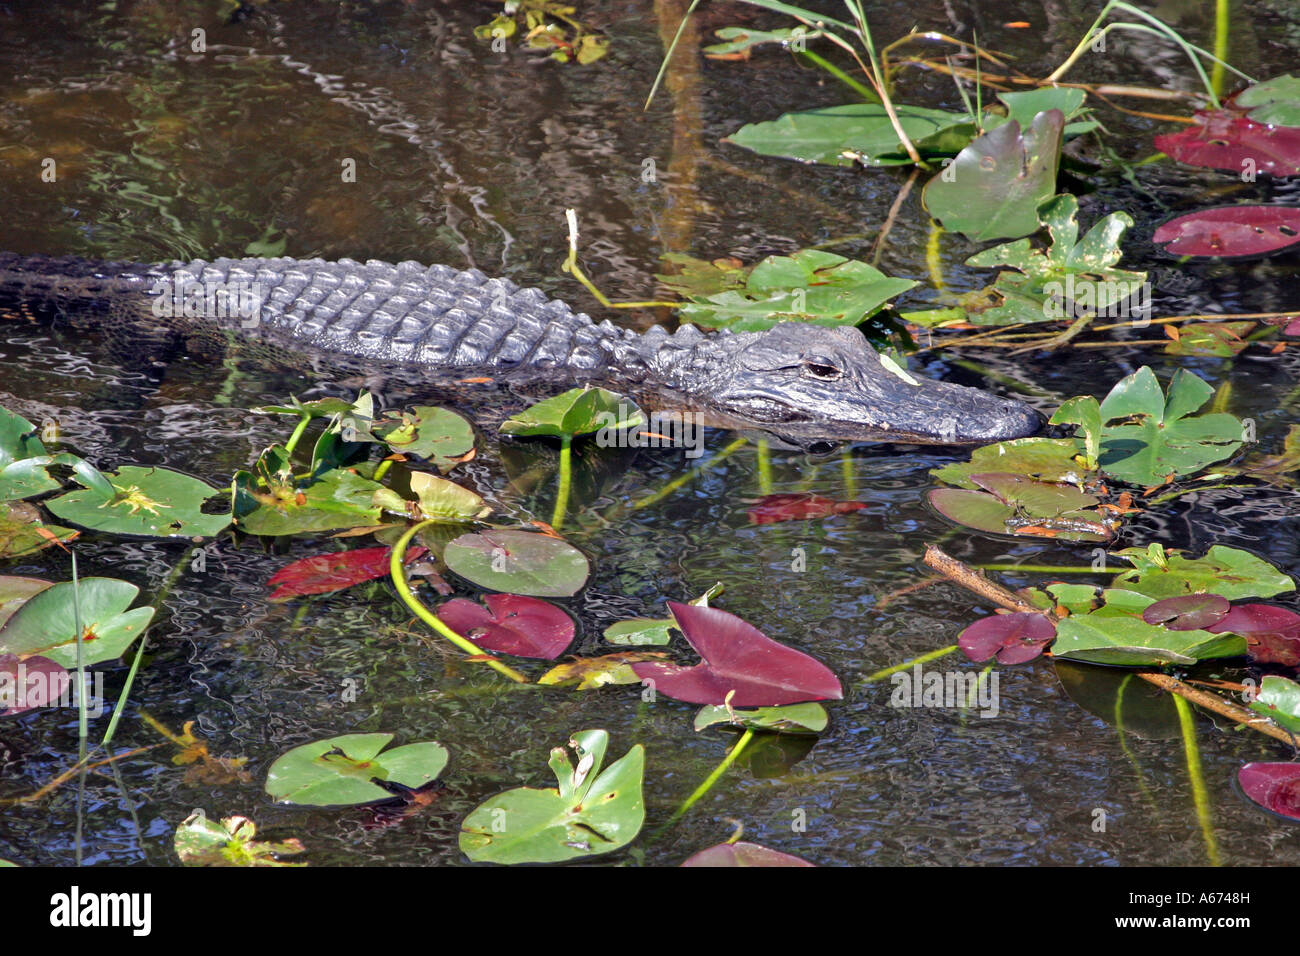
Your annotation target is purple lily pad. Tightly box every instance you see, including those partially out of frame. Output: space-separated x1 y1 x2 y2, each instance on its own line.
681 841 816 867
1237 763 1300 822
437 594 574 659
1141 593 1231 631
1206 603 1300 665
958 611 1057 665
0 653 69 716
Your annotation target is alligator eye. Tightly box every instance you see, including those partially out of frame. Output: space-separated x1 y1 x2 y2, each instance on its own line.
802 360 843 381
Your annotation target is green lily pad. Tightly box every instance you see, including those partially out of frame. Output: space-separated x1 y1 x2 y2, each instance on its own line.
929 474 1110 542
674 249 916 332
459 729 645 864
694 702 828 735
0 501 78 558
1052 588 1246 666
959 194 1146 326
604 618 676 646
930 437 1088 490
46 465 231 538
1050 395 1102 470
500 388 643 440
989 87 1098 137
726 102 973 167
265 733 448 807
443 529 589 597
1110 544 1295 601
0 577 155 668
174 812 306 867
375 406 475 472
408 472 491 522
654 253 749 299
0 576 53 628
1233 74 1300 126
1096 367 1242 486
1249 675 1300 735
922 109 1064 241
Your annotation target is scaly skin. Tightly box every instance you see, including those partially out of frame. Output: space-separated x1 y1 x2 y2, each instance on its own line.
0 253 1042 447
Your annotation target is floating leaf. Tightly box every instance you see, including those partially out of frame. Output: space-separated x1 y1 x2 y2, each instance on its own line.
726 102 972 167
991 87 1097 137
631 602 842 707
1152 205 1300 258
674 249 916 332
747 493 868 524
233 461 385 535
44 465 231 538
654 253 748 299
1111 544 1295 601
265 733 448 807
267 545 427 602
1233 74 1300 125
538 652 668 689
930 437 1088 489
1156 110 1300 177
0 577 154 668
174 812 306 867
500 388 643 440
681 841 816 867
0 653 68 716
1163 320 1255 357
459 729 645 864
1237 763 1300 822
958 611 1057 664
437 593 574 659
1206 603 1300 665
1097 367 1242 486
0 576 52 629
0 501 77 558
928 472 1110 542
408 472 491 521
442 529 589 597
1249 676 1300 735
1140 593 1230 631
603 618 675 646
693 701 828 734
1051 589 1245 666
1049 395 1102 470
922 110 1065 241
375 406 475 472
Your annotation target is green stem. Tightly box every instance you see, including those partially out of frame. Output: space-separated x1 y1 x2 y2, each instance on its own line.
389 520 528 682
283 414 312 457
862 644 959 683
101 545 197 750
645 0 702 110
372 458 394 483
666 727 755 828
755 440 773 495
551 436 573 531
973 563 1108 574
796 48 878 102
72 552 87 762
1211 0 1230 99
1173 694 1221 866
630 437 749 511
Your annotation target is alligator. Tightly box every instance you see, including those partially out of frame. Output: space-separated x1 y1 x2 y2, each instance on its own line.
0 252 1042 449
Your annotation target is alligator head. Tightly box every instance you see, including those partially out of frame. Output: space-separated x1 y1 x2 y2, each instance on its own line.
661 323 1043 450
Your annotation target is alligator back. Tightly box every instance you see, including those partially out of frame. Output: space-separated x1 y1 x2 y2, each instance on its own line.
0 252 636 380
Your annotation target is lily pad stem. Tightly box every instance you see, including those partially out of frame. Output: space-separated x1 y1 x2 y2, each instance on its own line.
551 435 573 531
390 520 528 683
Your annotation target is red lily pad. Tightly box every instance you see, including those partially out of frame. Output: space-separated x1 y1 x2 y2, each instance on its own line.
681 841 816 867
1206 603 1300 665
958 611 1057 664
1152 206 1300 258
436 593 574 659
0 653 68 716
268 545 427 601
1237 763 1300 822
1140 593 1230 631
1155 111 1300 177
630 602 842 707
747 493 868 525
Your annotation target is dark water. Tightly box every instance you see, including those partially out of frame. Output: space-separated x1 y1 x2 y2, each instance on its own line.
1 0 1299 867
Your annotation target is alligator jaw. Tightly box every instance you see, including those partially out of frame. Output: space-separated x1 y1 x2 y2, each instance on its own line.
674 323 1043 449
